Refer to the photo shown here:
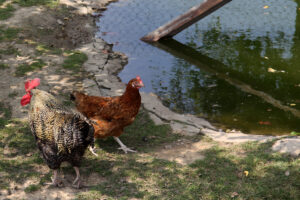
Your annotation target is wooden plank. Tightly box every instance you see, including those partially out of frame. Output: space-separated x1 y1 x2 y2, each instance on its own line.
141 0 232 42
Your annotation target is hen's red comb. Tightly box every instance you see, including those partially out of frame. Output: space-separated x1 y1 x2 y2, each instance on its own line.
136 76 141 80
25 78 40 92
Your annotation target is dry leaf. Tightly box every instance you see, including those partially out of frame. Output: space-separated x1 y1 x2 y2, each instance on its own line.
285 170 290 176
244 170 249 177
231 192 239 198
268 68 276 73
263 5 269 9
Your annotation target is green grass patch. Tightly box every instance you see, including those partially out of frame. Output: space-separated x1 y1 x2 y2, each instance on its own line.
13 0 58 7
0 47 20 55
0 102 11 128
8 91 18 98
0 4 15 20
36 44 62 55
77 139 300 200
0 0 6 5
0 119 44 190
24 184 41 193
62 51 88 72
0 63 9 70
0 27 20 42
15 59 46 76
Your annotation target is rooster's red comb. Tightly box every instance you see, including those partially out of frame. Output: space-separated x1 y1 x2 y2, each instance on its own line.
25 78 40 92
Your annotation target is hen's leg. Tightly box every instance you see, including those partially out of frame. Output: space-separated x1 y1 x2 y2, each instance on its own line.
72 166 81 189
113 136 137 153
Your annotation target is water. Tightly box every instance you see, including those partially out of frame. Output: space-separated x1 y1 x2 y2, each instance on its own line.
96 0 300 135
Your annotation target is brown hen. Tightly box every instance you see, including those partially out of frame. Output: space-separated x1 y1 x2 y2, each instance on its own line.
71 76 144 153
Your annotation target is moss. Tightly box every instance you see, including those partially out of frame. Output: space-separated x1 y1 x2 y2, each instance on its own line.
62 51 88 72
15 59 46 76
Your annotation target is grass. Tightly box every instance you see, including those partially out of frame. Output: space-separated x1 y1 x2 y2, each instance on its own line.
0 47 20 55
77 140 300 200
0 63 9 70
0 105 299 199
0 102 11 128
8 91 18 98
24 184 41 193
36 44 62 55
0 4 15 20
15 59 46 76
13 0 59 7
0 27 20 42
62 51 88 72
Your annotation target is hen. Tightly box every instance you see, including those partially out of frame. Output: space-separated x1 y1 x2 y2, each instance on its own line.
71 76 144 153
21 78 95 188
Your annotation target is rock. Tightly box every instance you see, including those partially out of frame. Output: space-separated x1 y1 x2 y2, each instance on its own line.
56 19 64 26
201 128 277 143
148 113 165 125
272 138 300 157
170 121 200 136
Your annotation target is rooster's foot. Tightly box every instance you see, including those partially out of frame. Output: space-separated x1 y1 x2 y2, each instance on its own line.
72 166 82 189
45 170 64 187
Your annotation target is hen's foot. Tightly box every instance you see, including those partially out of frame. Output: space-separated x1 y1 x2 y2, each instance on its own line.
89 146 98 157
118 146 137 154
113 136 137 154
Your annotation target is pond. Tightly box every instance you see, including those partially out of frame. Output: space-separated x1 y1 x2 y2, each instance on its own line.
96 0 300 135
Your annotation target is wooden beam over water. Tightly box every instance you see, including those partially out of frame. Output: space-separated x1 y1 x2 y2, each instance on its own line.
141 0 232 42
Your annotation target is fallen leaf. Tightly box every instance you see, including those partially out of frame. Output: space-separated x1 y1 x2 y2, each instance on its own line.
244 171 249 177
259 121 271 125
290 103 296 106
268 67 276 73
285 170 290 176
231 192 239 198
263 5 269 9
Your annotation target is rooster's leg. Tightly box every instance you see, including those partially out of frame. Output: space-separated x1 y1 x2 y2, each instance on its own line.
46 169 63 187
72 166 81 189
113 136 137 154
89 146 98 157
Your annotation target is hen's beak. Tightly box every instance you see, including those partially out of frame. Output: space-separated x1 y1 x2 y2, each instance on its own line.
137 81 144 89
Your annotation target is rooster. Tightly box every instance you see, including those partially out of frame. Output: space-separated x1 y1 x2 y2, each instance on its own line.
71 76 144 154
21 78 95 188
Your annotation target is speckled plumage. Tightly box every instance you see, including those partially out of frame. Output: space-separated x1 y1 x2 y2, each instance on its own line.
28 89 94 170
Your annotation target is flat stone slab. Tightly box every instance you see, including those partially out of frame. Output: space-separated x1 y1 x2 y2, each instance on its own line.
272 138 300 157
